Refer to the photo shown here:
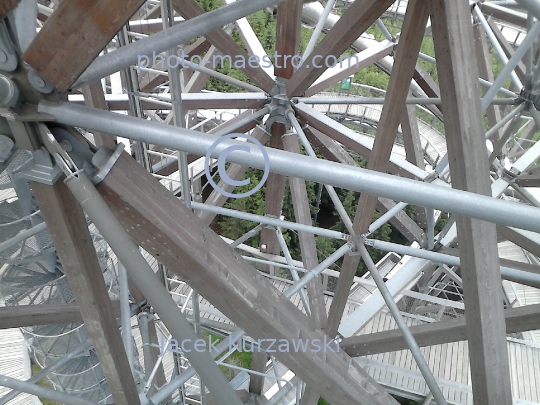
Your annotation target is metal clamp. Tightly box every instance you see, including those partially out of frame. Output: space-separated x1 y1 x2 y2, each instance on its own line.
89 143 125 185
517 88 540 111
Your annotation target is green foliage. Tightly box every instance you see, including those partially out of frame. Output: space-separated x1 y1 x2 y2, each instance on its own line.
216 151 405 282
215 168 266 246
354 65 390 90
202 332 253 379
32 364 58 405
435 212 449 234
202 9 437 285
196 0 221 12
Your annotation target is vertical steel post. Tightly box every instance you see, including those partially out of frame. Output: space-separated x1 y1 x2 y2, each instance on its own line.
162 0 192 209
118 262 134 372
426 209 435 250
138 312 156 396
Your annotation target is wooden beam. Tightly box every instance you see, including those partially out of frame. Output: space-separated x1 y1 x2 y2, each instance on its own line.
377 198 424 243
232 0 284 292
412 63 443 120
275 0 303 79
305 127 425 243
304 126 358 166
23 0 146 92
249 351 267 395
286 0 395 96
97 153 399 405
431 1 512 403
283 131 332 405
325 0 429 338
401 103 425 173
515 171 540 187
342 303 540 357
147 319 167 389
82 82 117 149
259 124 288 266
0 0 20 18
478 2 527 28
172 0 274 92
295 106 416 179
0 301 121 329
306 43 394 97
31 179 140 405
282 134 328 330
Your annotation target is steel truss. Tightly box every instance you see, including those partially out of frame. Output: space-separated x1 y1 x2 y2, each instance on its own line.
1 1 540 405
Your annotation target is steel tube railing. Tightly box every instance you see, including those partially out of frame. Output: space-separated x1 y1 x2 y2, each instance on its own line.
38 101 540 235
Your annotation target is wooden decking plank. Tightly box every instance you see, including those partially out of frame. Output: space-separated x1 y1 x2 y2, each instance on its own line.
515 343 526 401
432 344 442 381
509 342 518 397
462 341 470 386
381 314 394 368
524 345 534 402
451 341 459 383
427 344 437 379
532 346 540 402
437 343 447 379
445 343 454 382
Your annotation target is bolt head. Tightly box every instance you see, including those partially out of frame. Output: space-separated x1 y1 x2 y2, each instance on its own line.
0 75 19 109
34 76 46 88
28 69 54 93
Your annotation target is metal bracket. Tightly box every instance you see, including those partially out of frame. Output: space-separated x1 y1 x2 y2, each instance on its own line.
265 79 294 128
346 234 368 256
89 143 125 185
20 147 63 185
346 241 361 256
27 68 55 94
281 130 296 139
35 121 124 184
502 167 520 181
266 95 293 128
